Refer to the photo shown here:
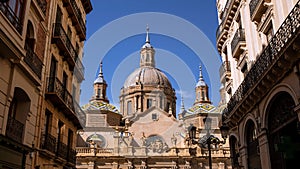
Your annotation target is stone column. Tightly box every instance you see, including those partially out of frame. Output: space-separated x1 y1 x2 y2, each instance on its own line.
88 161 95 169
258 129 272 169
112 162 118 169
113 132 120 155
134 95 138 112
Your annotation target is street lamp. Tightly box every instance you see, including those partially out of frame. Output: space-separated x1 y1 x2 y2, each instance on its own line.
188 117 229 169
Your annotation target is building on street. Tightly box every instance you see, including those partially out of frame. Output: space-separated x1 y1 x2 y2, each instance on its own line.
216 0 300 168
0 0 92 168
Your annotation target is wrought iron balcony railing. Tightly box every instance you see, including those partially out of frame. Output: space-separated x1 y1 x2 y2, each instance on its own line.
52 23 78 70
40 133 75 162
220 0 233 24
231 28 246 57
63 0 86 41
216 0 240 54
249 0 271 22
57 141 68 159
74 101 86 127
46 76 75 112
6 116 24 143
35 0 47 15
0 2 23 34
216 20 224 41
40 133 57 154
223 1 300 119
46 77 82 129
219 61 231 80
74 58 85 82
24 44 43 79
67 148 76 164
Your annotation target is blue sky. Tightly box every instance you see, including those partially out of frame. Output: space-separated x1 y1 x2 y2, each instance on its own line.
80 0 221 115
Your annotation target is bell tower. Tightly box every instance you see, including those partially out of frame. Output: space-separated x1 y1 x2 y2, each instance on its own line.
91 62 109 103
194 65 211 104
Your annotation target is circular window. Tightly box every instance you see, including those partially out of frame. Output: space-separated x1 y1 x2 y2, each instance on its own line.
86 134 106 148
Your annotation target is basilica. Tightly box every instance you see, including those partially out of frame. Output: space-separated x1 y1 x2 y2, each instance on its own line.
75 29 231 169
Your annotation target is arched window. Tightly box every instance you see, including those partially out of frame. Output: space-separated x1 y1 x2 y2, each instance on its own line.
6 87 31 143
246 120 261 169
127 100 132 115
25 20 35 51
86 134 106 148
147 99 152 109
146 53 150 62
97 88 101 98
267 92 298 169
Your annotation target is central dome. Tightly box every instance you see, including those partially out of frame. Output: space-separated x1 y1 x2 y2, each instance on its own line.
123 66 172 89
120 26 177 117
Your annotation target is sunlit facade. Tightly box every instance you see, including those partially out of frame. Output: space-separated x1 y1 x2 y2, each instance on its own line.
217 0 300 168
76 30 231 169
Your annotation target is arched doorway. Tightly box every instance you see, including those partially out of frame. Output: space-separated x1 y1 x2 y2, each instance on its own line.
267 92 298 169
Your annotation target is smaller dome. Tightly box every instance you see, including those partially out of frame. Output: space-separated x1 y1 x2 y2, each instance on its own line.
142 42 153 49
196 79 207 87
94 62 106 84
94 76 106 84
142 26 153 49
196 65 207 87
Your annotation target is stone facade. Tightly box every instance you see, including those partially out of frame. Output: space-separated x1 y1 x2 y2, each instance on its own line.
0 0 92 168
76 29 231 169
217 0 300 168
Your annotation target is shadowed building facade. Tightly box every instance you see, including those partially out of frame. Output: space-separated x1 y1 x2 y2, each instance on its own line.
0 0 92 168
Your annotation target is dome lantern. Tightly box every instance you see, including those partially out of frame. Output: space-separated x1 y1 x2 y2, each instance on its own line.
140 26 155 67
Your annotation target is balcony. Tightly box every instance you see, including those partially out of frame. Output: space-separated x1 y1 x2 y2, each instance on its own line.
45 77 82 129
24 44 43 79
81 0 93 14
75 147 230 158
0 2 23 34
35 0 47 15
52 23 78 70
74 58 85 82
249 0 271 23
222 2 300 127
68 148 76 164
219 61 231 82
40 133 57 154
74 101 86 127
63 0 86 41
216 20 227 43
231 29 246 58
57 141 68 159
216 0 241 54
6 116 24 143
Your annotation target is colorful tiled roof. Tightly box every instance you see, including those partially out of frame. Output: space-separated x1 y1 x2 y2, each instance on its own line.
81 100 120 114
186 103 219 115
